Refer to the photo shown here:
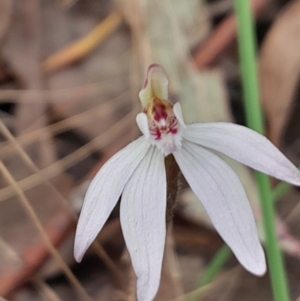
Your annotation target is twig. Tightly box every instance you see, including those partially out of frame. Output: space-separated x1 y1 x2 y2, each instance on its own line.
0 119 123 281
7 0 55 168
42 11 122 73
0 161 93 301
0 77 125 103
0 91 129 157
193 0 270 68
216 268 241 301
0 237 21 266
35 278 63 301
207 0 233 18
0 109 136 202
169 267 240 301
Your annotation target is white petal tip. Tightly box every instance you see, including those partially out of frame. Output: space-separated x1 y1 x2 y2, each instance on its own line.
74 255 83 263
137 284 158 301
243 249 267 277
74 248 84 263
279 165 300 186
73 235 88 263
247 261 267 276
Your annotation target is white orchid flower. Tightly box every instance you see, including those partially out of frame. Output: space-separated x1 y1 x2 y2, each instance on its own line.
74 64 300 301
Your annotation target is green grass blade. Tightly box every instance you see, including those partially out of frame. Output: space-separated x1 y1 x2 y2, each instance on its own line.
233 1 290 300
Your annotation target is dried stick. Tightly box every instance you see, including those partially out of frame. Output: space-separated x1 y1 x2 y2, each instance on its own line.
193 0 270 68
0 119 123 280
0 109 136 202
42 11 122 73
0 161 93 301
0 91 129 157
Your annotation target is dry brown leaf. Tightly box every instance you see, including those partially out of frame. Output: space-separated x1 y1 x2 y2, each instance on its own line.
0 0 12 42
41 0 133 144
260 0 300 146
2 0 55 168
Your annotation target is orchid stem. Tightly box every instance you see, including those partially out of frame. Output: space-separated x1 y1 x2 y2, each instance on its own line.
233 1 290 301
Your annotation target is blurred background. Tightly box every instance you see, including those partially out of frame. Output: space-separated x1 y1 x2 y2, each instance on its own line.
0 0 300 300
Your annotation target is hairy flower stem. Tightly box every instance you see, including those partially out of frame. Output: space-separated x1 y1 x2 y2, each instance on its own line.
165 155 181 224
234 1 290 300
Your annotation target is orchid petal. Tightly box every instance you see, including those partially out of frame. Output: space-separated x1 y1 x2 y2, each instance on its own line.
185 123 300 185
136 112 150 138
173 102 186 128
139 64 169 107
174 141 266 275
121 147 166 301
74 137 150 262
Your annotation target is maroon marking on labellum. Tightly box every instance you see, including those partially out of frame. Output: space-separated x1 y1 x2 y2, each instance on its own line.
153 102 168 122
150 116 178 140
150 127 162 140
